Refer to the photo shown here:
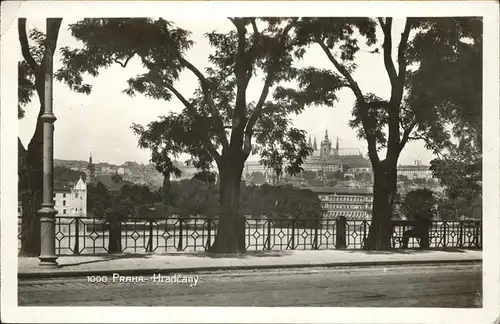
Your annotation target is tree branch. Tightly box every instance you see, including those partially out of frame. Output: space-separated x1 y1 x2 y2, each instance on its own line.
316 40 380 166
243 18 298 154
231 17 250 144
379 17 398 88
398 121 417 154
18 18 39 72
397 19 412 83
408 134 445 159
246 18 261 83
163 81 222 164
178 56 229 150
114 52 135 68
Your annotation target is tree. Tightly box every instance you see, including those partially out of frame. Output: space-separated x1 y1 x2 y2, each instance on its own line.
325 171 336 180
302 170 317 183
58 18 312 253
400 188 437 220
53 166 86 184
87 182 162 219
87 182 112 218
192 170 218 185
169 179 219 218
333 170 344 181
111 173 123 183
248 171 266 186
283 17 481 249
240 184 322 222
398 174 410 185
18 18 63 256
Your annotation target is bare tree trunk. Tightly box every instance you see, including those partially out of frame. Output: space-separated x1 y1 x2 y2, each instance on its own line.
364 161 397 250
209 151 246 253
19 112 44 256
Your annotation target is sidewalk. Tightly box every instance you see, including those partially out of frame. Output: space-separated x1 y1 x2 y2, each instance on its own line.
18 249 482 279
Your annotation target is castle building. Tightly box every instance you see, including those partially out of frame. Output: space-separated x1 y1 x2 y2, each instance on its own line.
397 159 433 180
303 129 371 174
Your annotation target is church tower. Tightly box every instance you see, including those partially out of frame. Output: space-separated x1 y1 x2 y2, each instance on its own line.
320 129 332 157
86 153 95 183
334 136 339 156
313 137 318 150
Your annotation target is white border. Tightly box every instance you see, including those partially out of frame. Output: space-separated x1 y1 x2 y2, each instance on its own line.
1 1 499 323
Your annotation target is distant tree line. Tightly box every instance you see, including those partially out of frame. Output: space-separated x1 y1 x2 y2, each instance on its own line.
87 172 322 221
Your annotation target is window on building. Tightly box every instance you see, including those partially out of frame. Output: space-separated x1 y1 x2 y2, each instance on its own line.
75 192 79 198
63 209 66 214
53 193 56 198
63 193 66 198
63 200 66 206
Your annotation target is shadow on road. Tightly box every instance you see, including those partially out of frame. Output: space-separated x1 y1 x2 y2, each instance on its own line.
344 248 470 255
151 250 294 259
60 253 153 267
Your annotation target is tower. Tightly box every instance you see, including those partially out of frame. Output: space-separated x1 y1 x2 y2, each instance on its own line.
308 135 312 147
86 153 95 183
334 136 339 156
320 129 332 157
313 137 318 150
72 176 87 217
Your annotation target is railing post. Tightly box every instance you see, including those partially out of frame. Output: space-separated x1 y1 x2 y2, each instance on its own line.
313 218 319 250
74 219 80 255
458 221 463 248
363 221 367 248
266 219 272 250
476 221 481 248
108 214 122 253
442 222 447 248
178 219 184 251
335 216 347 249
147 220 154 252
206 218 212 251
289 218 296 250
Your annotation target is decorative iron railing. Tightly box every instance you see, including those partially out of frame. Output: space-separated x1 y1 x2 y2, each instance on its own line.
17 216 482 255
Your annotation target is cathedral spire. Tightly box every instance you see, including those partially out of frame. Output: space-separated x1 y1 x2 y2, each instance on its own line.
89 152 93 165
336 137 339 151
308 135 312 147
313 137 318 150
324 128 329 140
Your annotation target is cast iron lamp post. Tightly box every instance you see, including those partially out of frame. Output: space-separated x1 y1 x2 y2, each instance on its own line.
38 19 59 267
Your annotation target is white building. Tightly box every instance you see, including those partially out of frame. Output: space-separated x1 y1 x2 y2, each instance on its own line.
308 187 374 220
397 159 433 180
53 177 87 217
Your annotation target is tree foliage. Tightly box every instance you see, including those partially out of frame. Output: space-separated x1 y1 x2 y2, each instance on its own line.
276 17 482 250
400 188 437 220
87 181 162 218
56 18 312 179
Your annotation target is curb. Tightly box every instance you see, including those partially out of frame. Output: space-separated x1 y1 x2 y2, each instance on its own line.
18 258 482 280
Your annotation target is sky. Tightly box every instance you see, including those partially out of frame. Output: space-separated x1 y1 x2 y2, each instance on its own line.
18 18 434 166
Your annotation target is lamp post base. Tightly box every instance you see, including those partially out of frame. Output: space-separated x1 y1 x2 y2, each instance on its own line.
38 255 59 267
38 206 59 267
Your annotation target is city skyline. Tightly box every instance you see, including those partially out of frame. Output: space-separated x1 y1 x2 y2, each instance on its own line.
18 18 435 167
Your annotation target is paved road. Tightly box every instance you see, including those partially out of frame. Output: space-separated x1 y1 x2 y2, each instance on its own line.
18 264 481 307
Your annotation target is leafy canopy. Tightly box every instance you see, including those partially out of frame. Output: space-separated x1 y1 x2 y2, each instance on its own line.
277 17 482 169
57 18 315 178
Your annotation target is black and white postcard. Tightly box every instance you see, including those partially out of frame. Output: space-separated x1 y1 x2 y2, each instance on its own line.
1 1 499 323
